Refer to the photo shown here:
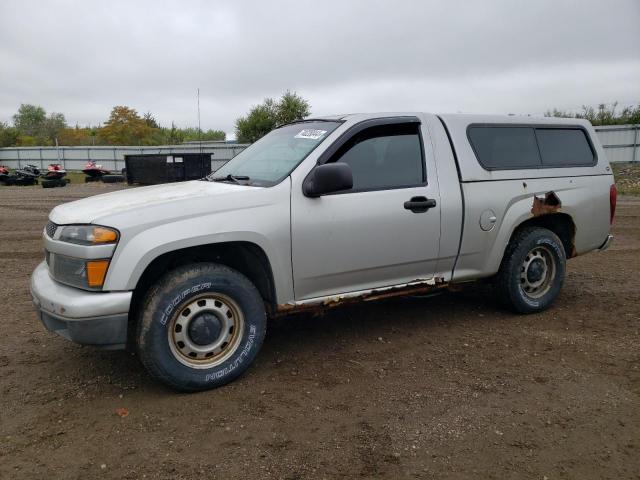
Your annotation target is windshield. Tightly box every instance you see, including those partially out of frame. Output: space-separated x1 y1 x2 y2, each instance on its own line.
209 121 342 186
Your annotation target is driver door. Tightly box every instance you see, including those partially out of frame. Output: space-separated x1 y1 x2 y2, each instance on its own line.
290 118 441 300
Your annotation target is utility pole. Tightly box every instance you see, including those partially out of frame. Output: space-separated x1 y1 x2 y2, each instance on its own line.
55 137 63 168
197 88 202 154
634 124 639 163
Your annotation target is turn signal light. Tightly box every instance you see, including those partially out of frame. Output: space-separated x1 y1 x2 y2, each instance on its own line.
86 260 110 287
93 227 118 244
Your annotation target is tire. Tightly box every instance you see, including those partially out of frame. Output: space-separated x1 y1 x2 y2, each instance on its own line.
496 227 566 314
102 174 124 183
41 179 56 188
136 263 267 391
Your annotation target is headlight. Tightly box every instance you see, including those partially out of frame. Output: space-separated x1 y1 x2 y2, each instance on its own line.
58 225 118 245
48 224 119 290
51 254 110 289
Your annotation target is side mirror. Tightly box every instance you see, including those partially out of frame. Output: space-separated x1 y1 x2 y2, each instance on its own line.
303 163 353 197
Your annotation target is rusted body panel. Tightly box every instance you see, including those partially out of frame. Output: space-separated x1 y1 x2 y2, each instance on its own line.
273 277 448 316
531 192 562 216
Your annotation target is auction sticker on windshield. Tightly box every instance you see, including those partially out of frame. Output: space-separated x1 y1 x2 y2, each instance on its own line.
294 129 327 140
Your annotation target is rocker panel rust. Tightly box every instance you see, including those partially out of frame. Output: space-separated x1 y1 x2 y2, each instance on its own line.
273 277 447 316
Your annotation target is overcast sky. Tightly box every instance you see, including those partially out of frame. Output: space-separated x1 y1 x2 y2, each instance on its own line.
1 0 639 138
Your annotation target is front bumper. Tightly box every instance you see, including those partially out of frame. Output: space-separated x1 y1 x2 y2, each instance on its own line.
598 234 614 251
30 261 132 349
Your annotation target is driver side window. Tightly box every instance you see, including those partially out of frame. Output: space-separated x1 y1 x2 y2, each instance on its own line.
329 123 425 191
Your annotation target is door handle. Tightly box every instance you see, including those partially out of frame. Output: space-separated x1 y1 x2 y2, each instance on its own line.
404 196 437 213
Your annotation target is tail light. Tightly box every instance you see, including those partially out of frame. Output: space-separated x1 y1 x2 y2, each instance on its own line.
609 184 617 225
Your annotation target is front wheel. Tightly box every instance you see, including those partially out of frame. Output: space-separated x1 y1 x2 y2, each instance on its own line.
496 227 566 314
137 263 267 391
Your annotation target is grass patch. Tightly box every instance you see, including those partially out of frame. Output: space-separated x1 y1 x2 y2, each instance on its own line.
65 171 88 184
612 163 640 196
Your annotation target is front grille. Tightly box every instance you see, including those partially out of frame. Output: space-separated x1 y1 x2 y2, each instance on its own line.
45 221 58 238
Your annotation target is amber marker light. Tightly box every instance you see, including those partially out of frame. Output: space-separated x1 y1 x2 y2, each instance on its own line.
93 227 118 244
86 260 110 287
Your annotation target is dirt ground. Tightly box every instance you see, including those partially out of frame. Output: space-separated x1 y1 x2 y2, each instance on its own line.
0 183 638 480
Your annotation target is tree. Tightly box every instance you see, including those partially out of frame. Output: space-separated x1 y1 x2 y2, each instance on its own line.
164 122 184 144
16 135 37 146
98 106 156 145
42 112 67 143
3 104 228 147
143 111 160 128
276 90 310 125
181 127 226 142
545 102 640 126
13 104 46 137
0 122 19 147
58 125 97 146
235 91 311 143
236 102 278 143
10 104 67 145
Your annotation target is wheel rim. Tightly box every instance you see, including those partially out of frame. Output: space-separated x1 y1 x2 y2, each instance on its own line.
519 245 556 299
168 293 245 369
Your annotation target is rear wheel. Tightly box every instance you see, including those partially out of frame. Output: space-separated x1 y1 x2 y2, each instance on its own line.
136 263 267 391
496 227 566 313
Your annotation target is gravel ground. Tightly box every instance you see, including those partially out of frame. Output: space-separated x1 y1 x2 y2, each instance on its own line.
0 183 638 479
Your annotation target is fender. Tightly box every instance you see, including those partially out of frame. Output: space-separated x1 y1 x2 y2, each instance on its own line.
453 175 610 281
101 184 295 304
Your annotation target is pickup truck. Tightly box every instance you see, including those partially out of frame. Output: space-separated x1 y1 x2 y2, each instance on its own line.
31 113 616 391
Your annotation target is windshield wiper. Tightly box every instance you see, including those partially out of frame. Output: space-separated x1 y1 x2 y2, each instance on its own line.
211 174 250 184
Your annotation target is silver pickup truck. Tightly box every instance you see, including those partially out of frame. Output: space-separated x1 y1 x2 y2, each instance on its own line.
31 113 616 391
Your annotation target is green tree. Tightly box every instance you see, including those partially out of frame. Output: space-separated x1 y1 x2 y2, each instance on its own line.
164 122 185 144
235 91 311 143
545 102 640 126
181 127 226 142
11 105 67 145
16 135 37 146
235 102 277 143
13 104 46 137
58 125 97 146
276 90 311 125
0 122 19 147
42 112 67 143
143 111 160 128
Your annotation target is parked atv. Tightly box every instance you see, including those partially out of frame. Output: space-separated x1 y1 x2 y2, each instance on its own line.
83 160 110 182
0 165 9 185
41 163 69 188
5 164 40 186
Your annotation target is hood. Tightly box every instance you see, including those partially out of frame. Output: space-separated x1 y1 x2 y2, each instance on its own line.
49 181 260 225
